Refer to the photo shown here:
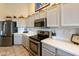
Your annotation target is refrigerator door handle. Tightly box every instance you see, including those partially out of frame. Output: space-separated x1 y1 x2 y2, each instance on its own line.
3 22 6 35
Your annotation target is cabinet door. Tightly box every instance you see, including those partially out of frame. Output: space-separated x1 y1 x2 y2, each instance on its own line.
42 43 56 53
47 5 60 27
17 18 26 28
12 18 17 22
42 47 55 56
26 17 31 27
35 12 40 19
22 35 26 47
56 49 74 56
29 15 35 27
22 35 29 50
39 10 47 18
26 15 35 27
26 17 29 27
14 34 22 44
61 3 79 26
25 37 29 50
0 18 5 21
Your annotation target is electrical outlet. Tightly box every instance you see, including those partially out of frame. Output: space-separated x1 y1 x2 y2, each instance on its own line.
52 32 56 36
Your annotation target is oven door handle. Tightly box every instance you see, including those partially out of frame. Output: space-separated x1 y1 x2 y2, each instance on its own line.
29 39 40 44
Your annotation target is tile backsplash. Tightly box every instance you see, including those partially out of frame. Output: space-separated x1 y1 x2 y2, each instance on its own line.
28 27 79 42
18 27 25 33
54 28 78 42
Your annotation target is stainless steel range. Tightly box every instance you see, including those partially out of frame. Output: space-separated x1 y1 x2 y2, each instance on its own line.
29 31 49 56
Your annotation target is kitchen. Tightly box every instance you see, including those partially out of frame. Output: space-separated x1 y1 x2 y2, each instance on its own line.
0 3 79 56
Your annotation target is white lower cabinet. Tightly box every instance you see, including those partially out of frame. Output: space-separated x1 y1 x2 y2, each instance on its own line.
42 47 55 56
22 35 29 50
22 35 26 47
14 33 29 50
14 34 22 44
42 43 74 56
42 43 56 56
56 49 74 56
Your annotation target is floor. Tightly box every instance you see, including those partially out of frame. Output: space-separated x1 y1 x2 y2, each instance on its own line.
0 45 29 56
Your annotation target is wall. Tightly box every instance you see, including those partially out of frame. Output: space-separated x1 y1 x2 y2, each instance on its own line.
0 3 35 30
0 3 29 18
18 28 25 33
28 3 35 15
54 28 79 42
28 27 79 42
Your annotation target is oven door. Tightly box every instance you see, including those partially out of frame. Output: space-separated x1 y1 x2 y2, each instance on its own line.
29 38 41 56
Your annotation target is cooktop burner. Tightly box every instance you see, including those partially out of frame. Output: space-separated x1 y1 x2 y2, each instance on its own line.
29 31 49 42
29 35 48 41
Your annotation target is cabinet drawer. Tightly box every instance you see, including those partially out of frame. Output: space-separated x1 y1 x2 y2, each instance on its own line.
56 49 74 56
42 43 56 53
42 47 55 56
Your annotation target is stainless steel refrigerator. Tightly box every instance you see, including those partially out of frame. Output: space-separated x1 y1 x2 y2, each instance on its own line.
0 20 17 46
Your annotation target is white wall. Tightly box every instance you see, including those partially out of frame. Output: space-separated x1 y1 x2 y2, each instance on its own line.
0 3 29 18
28 3 35 15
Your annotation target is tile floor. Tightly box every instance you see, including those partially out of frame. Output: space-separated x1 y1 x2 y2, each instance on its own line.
0 45 29 56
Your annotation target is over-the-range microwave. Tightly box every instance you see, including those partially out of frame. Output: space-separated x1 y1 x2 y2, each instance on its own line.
34 18 47 28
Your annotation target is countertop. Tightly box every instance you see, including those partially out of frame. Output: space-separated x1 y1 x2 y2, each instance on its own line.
41 38 79 56
14 32 37 36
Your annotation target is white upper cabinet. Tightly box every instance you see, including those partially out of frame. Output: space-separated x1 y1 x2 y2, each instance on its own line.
25 3 79 27
17 18 26 28
35 12 40 19
47 5 60 27
61 3 79 26
30 15 35 27
26 15 35 27
39 10 47 18
25 17 29 27
0 18 5 21
12 18 17 22
28 15 35 27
